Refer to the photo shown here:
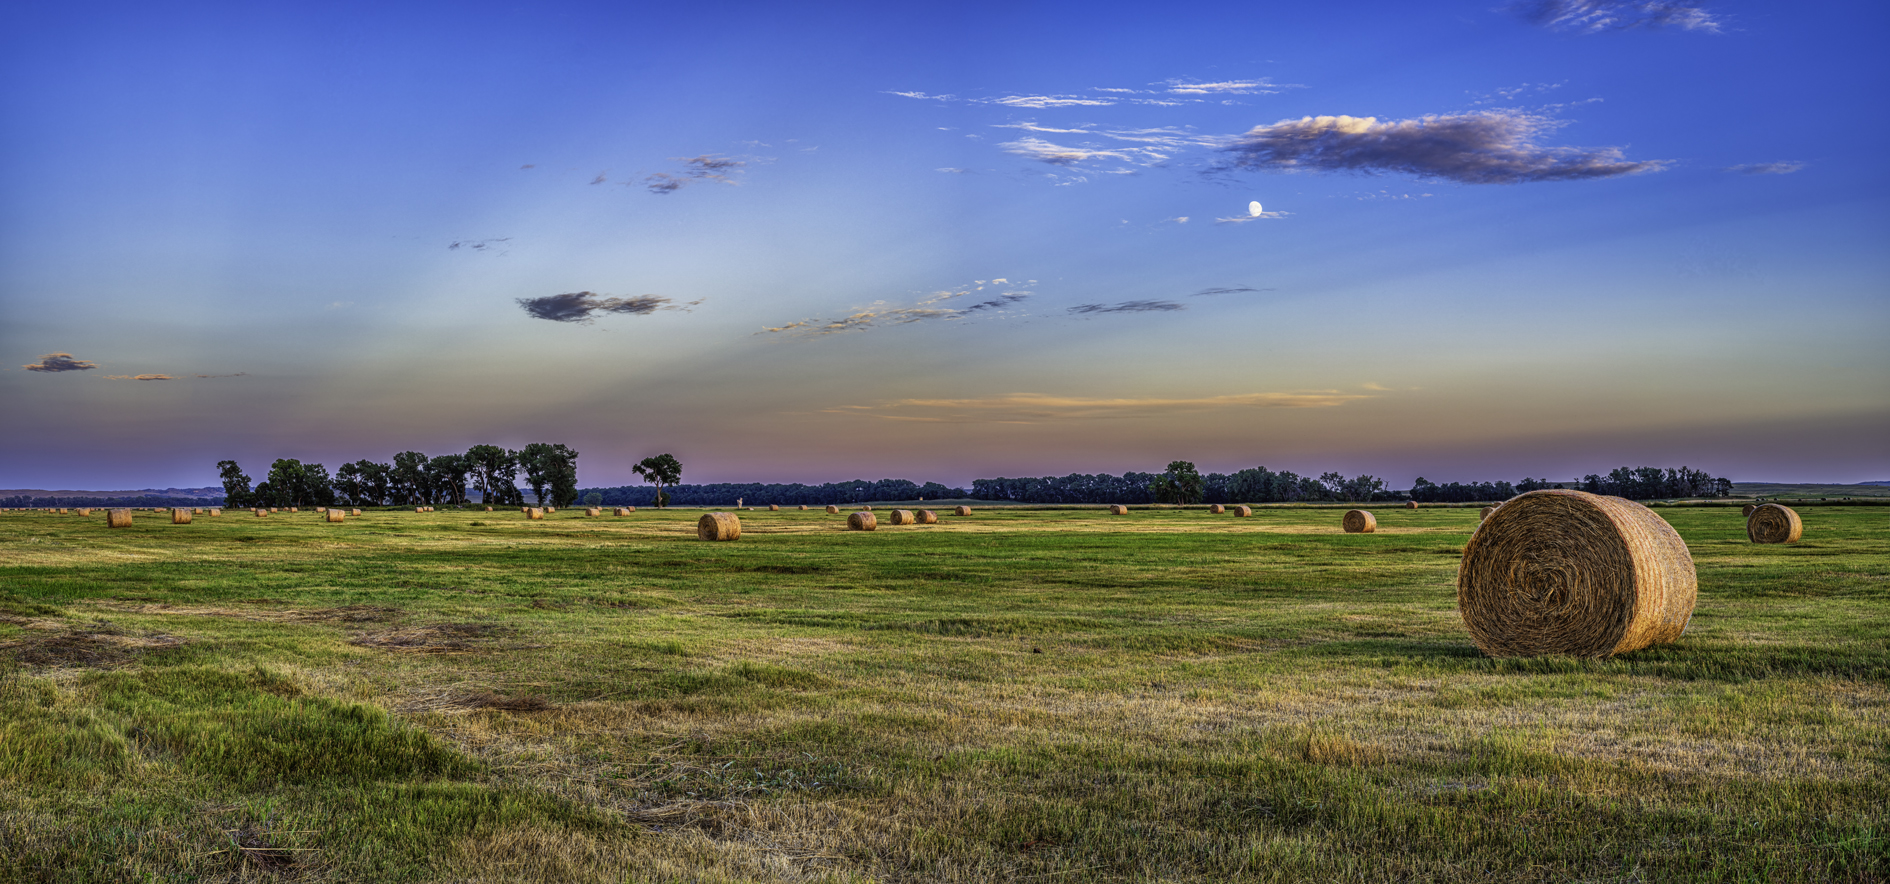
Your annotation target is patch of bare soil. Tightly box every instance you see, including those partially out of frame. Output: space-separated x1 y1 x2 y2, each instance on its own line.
350 623 538 654
0 621 186 668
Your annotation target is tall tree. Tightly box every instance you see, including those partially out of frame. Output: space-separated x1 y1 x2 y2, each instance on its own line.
426 453 471 506
632 453 682 508
216 460 252 508
1151 461 1206 505
264 459 312 507
464 445 520 506
389 451 430 505
519 443 556 506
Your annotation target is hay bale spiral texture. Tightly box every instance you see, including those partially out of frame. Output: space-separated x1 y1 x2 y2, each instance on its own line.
171 508 192 525
1233 506 1252 517
848 511 877 531
1406 501 1418 510
1209 504 1225 514
1480 507 1496 522
1342 510 1375 533
826 505 840 514
1742 504 1757 517
955 506 971 516
107 509 133 529
1457 489 1695 658
888 509 914 525
697 512 741 542
1746 504 1802 544
917 510 937 524
769 504 779 511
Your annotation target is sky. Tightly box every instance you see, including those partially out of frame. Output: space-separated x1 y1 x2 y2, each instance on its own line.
3 0 1886 491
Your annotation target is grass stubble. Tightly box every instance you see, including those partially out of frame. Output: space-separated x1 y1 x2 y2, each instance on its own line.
0 505 1884 882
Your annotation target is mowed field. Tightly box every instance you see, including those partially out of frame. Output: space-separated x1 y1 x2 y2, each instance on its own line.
1 505 1885 883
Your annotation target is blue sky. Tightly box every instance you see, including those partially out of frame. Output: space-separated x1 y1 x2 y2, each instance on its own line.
4 0 1885 489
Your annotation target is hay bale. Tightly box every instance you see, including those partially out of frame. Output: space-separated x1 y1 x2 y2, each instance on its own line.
289 507 298 513
545 507 555 513
1109 504 1129 515
1406 501 1419 510
1233 505 1253 517
528 508 544 520
697 512 741 542
917 509 938 524
352 509 361 516
76 508 91 517
1480 507 1496 522
848 511 877 531
415 507 425 513
827 505 840 514
107 509 133 529
614 508 632 516
209 509 220 516
171 508 192 525
269 508 277 513
1747 504 1802 544
799 505 808 511
1742 504 1757 517
1342 510 1376 533
955 505 972 516
769 504 779 511
586 507 602 517
861 505 873 511
193 508 203 515
1457 489 1695 658
889 509 915 525
327 509 345 523
254 509 265 517
1209 504 1225 514
57 508 68 515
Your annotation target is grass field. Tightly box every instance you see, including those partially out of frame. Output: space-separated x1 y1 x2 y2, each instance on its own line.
1 504 1885 883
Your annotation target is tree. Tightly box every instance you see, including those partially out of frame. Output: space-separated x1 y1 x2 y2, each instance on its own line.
336 459 391 507
426 453 471 506
263 459 330 507
546 444 579 507
1151 461 1206 505
216 460 253 508
464 445 520 507
582 492 603 507
389 451 430 505
633 454 682 508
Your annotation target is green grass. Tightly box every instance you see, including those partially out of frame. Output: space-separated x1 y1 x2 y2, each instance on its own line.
1 504 1885 882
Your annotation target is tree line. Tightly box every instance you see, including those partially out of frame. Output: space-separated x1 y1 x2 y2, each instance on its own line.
216 443 580 508
973 463 1395 504
1576 466 1732 500
581 477 964 508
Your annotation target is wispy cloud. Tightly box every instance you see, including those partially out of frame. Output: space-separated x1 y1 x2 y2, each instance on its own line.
1219 111 1664 184
517 292 703 323
1157 79 1281 95
760 280 1034 337
1513 0 1722 33
103 374 175 381
1723 161 1805 175
641 155 745 194
22 353 96 373
885 78 1291 111
828 390 1371 423
999 137 1156 168
1068 300 1186 315
1191 286 1273 297
448 237 511 254
1214 210 1291 224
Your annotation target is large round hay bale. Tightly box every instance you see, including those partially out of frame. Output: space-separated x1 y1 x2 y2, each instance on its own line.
171 508 192 525
848 511 877 531
614 507 632 516
769 504 779 512
799 505 808 511
107 509 133 529
193 508 203 515
826 505 840 514
545 507 555 513
289 507 298 513
527 508 544 520
57 508 69 515
351 509 361 516
1233 505 1252 517
269 508 278 513
697 512 741 541
254 508 265 517
955 505 972 516
1747 504 1802 544
1209 504 1225 514
326 509 345 523
1458 489 1695 658
917 509 938 524
76 508 91 517
586 507 602 517
1108 504 1129 515
209 509 221 516
889 509 915 525
1405 501 1418 510
1343 510 1376 533
1741 504 1757 517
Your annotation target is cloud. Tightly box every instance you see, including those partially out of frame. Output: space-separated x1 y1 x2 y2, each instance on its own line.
1158 79 1282 95
641 155 745 194
448 237 511 254
1000 137 1153 168
22 353 96 373
1218 111 1665 184
1724 161 1805 175
517 292 701 323
103 374 175 381
1513 0 1722 32
192 372 248 379
829 390 1371 423
1191 286 1273 297
1214 210 1290 223
761 281 1035 337
1068 300 1186 315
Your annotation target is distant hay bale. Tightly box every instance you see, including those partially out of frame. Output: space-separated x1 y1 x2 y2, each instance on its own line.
528 508 544 520
955 506 971 516
889 509 915 525
1109 504 1129 515
107 509 133 528
826 505 840 514
545 507 555 513
1406 501 1419 510
614 508 632 516
798 505 808 510
193 508 203 514
415 507 425 513
1458 489 1696 658
1742 504 1757 517
697 512 741 542
270 508 277 513
57 508 68 515
289 507 298 513
171 508 192 525
209 509 220 516
917 509 938 524
484 506 493 511
254 509 265 517
769 504 779 511
848 511 877 531
861 505 873 511
326 509 344 523
351 509 361 516
1209 504 1225 514
1480 507 1496 522
586 507 602 517
1747 504 1802 544
1342 510 1376 533
1233 505 1253 517
76 508 91 516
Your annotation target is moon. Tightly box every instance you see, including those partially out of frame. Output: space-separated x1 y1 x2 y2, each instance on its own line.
1248 201 1263 217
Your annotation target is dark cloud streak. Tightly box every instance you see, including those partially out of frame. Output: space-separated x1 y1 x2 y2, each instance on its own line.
1068 300 1186 315
641 155 746 194
23 353 96 373
517 292 697 324
1219 112 1664 184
